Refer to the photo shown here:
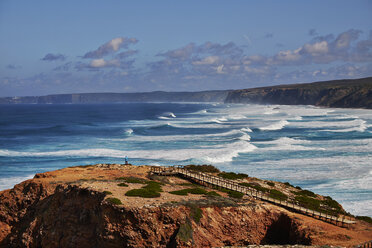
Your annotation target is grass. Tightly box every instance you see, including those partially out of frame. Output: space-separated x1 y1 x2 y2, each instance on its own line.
356 216 372 224
117 182 128 187
103 191 112 195
218 172 248 180
284 182 294 187
219 188 244 199
269 189 288 201
206 191 221 197
266 181 275 187
125 181 163 198
184 164 220 173
189 205 203 223
116 176 148 184
239 182 269 193
169 187 208 196
294 189 316 197
177 219 193 242
106 197 122 205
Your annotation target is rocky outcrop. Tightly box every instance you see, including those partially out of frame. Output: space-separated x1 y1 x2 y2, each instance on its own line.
225 77 372 109
0 165 371 247
0 183 310 247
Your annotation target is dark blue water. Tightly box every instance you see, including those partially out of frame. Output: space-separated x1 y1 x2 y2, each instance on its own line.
0 103 371 216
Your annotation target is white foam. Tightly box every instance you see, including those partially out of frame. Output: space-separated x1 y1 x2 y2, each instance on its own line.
259 120 289 131
239 133 251 141
322 120 367 132
124 128 133 135
0 140 256 163
0 174 34 191
241 127 253 133
254 137 322 151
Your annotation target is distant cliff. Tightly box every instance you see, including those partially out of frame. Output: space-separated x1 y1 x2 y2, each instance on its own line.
0 90 229 104
225 77 372 109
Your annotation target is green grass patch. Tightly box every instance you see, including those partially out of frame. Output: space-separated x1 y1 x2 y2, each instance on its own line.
356 216 372 224
169 187 207 196
116 176 148 184
169 189 189 196
125 180 163 198
106 197 122 205
227 190 244 199
218 172 248 180
269 189 288 201
294 189 316 197
206 191 221 197
190 205 203 223
117 182 128 187
184 164 220 173
125 188 161 198
177 219 193 242
103 191 112 195
239 182 269 192
178 182 196 186
266 181 275 187
283 182 293 187
295 195 321 211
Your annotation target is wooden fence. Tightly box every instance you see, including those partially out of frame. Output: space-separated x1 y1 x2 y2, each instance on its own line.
150 165 356 226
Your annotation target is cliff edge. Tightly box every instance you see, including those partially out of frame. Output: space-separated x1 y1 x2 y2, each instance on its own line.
225 77 372 109
0 164 371 248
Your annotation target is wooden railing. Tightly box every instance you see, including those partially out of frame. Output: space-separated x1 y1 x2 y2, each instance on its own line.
150 166 356 226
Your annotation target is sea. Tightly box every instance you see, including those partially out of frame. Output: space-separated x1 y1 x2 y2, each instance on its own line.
0 103 371 217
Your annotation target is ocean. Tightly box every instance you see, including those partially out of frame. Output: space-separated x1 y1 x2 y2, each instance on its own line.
0 103 371 217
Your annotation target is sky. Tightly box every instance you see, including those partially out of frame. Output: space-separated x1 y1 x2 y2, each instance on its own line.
0 0 372 97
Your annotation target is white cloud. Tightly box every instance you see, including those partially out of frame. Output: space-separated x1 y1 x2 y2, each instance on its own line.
303 41 329 54
192 56 219 65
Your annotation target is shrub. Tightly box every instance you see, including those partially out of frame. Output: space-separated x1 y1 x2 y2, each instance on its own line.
190 205 203 223
177 219 193 242
294 189 316 197
284 182 293 187
169 189 189 196
266 181 275 187
356 216 372 224
116 176 147 184
227 190 244 199
117 183 128 187
323 196 342 211
295 195 321 211
239 182 269 192
106 197 122 205
169 187 207 196
125 180 163 198
125 188 161 198
143 181 163 192
269 189 288 201
218 172 248 180
103 191 112 195
206 191 221 197
184 164 220 173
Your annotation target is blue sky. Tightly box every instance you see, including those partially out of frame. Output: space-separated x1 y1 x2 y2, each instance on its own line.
1 0 371 96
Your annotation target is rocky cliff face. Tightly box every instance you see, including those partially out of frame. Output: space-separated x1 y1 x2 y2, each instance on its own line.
0 165 371 248
225 77 372 109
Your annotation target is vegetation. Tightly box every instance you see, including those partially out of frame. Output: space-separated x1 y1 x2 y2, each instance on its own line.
266 181 275 187
103 191 112 195
169 187 208 196
356 216 372 224
239 182 269 192
125 181 163 198
117 182 128 187
294 189 316 197
106 197 122 205
125 188 161 198
189 205 203 223
219 188 244 199
218 172 248 180
206 191 221 197
184 164 220 173
284 182 294 187
116 176 148 184
177 219 193 242
269 189 288 201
